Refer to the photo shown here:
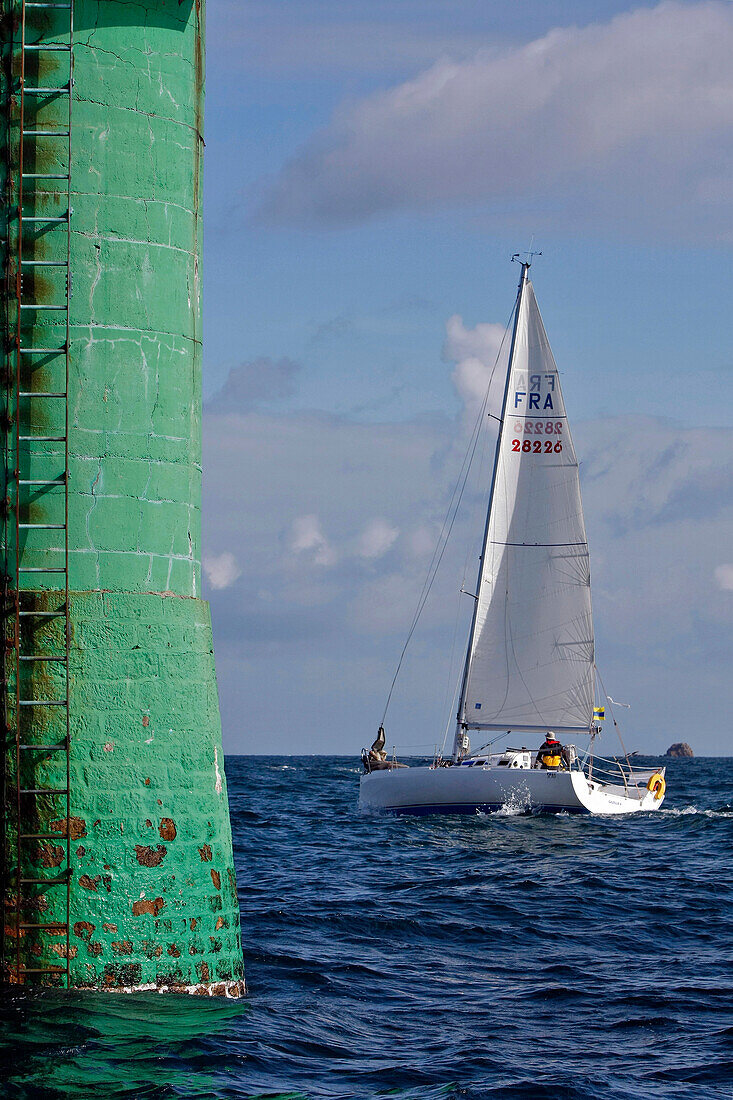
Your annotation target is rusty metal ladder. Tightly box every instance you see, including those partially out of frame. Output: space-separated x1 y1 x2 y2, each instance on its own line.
2 0 73 987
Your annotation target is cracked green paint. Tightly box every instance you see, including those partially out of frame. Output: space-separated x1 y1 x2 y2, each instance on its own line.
2 0 245 994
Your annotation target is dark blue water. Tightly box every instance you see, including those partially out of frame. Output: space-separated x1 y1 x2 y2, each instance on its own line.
2 755 732 1099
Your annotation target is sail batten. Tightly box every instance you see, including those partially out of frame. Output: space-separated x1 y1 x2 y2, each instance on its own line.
459 274 595 737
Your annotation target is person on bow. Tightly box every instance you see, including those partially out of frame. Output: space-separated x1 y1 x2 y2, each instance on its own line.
363 725 389 771
535 732 565 770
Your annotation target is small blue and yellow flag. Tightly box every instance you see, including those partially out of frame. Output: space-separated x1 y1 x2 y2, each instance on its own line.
593 706 605 720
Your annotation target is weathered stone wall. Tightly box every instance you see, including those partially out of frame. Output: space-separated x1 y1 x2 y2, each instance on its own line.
67 592 242 993
2 0 245 994
67 0 205 596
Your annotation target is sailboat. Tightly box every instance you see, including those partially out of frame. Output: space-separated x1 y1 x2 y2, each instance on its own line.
359 260 666 816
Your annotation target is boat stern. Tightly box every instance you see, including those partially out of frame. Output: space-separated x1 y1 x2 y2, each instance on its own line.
571 766 667 814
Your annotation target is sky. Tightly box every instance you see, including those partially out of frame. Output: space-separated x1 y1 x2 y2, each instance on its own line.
200 0 733 757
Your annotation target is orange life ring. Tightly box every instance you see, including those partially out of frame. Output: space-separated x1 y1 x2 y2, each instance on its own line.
647 772 666 800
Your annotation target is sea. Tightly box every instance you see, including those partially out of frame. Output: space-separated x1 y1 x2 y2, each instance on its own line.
1 754 732 1100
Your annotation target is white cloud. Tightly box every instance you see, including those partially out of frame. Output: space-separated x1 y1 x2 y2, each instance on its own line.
203 551 241 591
444 314 508 424
357 518 399 559
257 1 733 241
714 564 733 591
290 514 337 567
444 314 506 364
406 525 438 559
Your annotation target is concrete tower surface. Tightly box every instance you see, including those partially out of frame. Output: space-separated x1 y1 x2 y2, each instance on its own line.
1 0 245 994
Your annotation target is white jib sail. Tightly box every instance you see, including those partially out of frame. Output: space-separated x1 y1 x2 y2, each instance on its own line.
462 278 595 734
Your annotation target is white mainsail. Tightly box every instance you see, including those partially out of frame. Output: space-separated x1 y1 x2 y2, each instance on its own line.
460 273 594 735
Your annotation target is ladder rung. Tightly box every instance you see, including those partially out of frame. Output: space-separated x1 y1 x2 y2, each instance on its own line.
20 875 69 885
18 787 69 794
20 216 69 224
22 174 70 181
18 567 67 573
19 346 66 354
20 261 68 267
18 520 66 526
19 655 66 662
18 610 66 618
22 130 71 137
22 87 71 95
20 305 68 311
18 392 67 398
19 742 68 749
18 700 68 708
16 478 66 484
23 45 72 52
26 1 72 6
19 923 68 931
17 442 66 447
9 966 67 975
19 832 67 839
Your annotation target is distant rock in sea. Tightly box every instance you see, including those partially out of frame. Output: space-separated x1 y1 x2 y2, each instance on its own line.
666 742 694 758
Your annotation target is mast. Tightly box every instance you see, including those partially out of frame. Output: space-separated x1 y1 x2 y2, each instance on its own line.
452 260 530 760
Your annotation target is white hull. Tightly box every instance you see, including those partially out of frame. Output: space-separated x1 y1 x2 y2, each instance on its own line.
359 764 665 816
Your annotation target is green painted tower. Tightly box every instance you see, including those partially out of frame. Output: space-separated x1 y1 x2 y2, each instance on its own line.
1 0 245 994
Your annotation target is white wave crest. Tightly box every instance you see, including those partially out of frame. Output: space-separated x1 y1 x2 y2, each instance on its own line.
661 804 733 818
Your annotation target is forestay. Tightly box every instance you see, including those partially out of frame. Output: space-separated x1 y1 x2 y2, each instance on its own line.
461 278 594 734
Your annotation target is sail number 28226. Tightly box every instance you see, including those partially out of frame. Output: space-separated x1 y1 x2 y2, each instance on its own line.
511 438 563 453
511 420 563 453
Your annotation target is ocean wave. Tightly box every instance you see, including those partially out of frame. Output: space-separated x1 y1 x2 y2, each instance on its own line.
3 754 731 1100
659 804 733 818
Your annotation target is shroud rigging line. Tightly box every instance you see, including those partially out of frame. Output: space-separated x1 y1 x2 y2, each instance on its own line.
379 302 517 729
